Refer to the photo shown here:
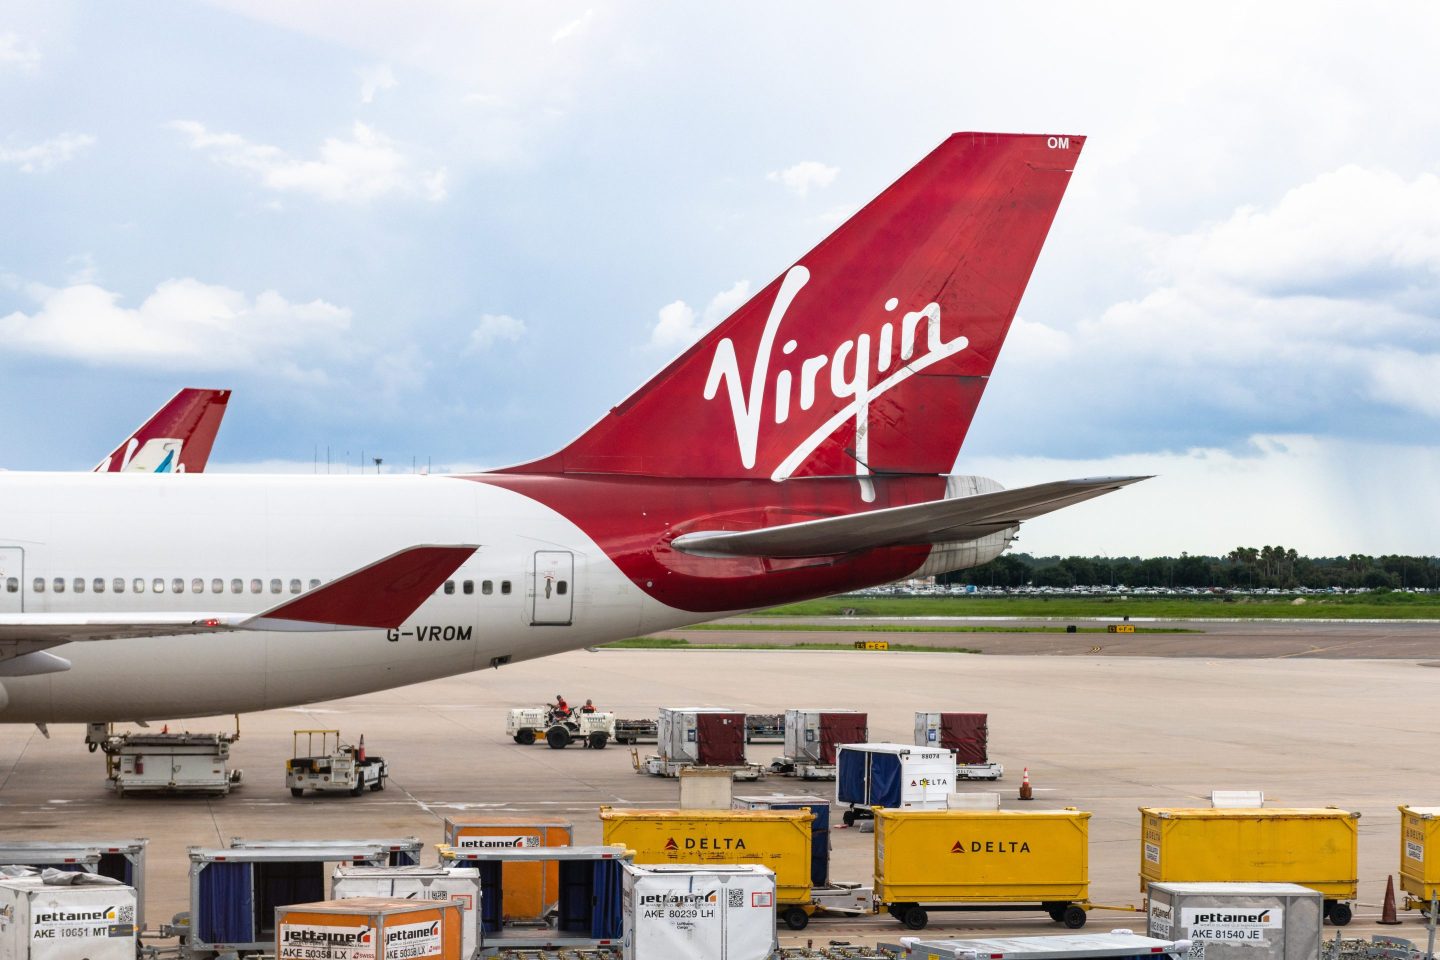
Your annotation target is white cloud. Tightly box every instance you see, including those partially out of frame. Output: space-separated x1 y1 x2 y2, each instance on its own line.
551 9 595 43
767 161 839 199
649 280 751 349
0 133 95 173
358 63 397 104
0 277 351 375
468 313 526 350
0 32 40 72
170 120 447 203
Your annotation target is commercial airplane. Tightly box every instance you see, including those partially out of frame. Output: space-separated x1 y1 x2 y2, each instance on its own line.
92 388 232 473
0 133 1142 730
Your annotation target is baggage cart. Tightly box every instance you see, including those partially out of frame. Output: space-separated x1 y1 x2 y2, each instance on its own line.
275 897 463 960
914 712 1004 780
434 845 630 955
332 866 482 960
1146 881 1323 960
835 743 955 824
1399 806 1440 910
0 840 147 930
770 710 867 780
442 818 572 924
0 873 138 960
231 837 422 867
612 719 657 745
621 863 776 960
1139 807 1359 925
872 807 1091 931
744 714 785 744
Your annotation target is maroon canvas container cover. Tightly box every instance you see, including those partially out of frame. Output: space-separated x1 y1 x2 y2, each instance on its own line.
818 712 869 764
696 712 746 765
941 712 988 764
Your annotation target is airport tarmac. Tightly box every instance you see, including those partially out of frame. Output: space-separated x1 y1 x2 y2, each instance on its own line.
1 636 1438 949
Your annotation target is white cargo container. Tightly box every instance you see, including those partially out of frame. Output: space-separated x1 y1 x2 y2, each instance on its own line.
835 742 955 824
656 708 747 766
621 863 776 960
1146 882 1322 960
0 874 138 960
782 709 867 766
332 864 482 960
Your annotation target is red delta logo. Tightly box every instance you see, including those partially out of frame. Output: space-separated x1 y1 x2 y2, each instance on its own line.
664 838 678 851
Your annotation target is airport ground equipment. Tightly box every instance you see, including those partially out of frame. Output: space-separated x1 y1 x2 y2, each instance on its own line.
1146 882 1323 960
611 719 657 745
1399 806 1440 911
0 872 138 960
333 867 483 960
506 707 616 749
275 897 463 960
599 807 835 930
434 845 630 955
872 807 1091 931
639 708 762 780
0 839 147 930
915 712 1004 780
171 843 390 958
835 742 956 825
230 837 422 867
745 713 785 744
1139 808 1360 926
442 818 573 924
102 730 240 796
887 932 1190 960
621 862 777 960
731 794 833 887
769 710 868 780
285 729 388 796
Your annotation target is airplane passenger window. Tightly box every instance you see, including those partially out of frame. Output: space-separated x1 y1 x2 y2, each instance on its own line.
5 577 16 593
289 579 301 594
482 580 493 595
54 578 66 593
212 579 224 593
93 578 105 593
250 579 262 594
172 578 185 594
309 579 320 589
73 578 85 594
269 579 281 594
153 578 165 593
133 579 145 594
191 578 204 594
114 578 126 593
33 578 44 593
501 580 512 595
463 580 474 595
231 579 243 594
557 581 567 595
444 581 455 595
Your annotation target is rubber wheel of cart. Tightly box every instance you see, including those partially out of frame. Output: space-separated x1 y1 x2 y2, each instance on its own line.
290 787 304 798
1062 905 1087 929
370 778 385 791
350 779 365 796
589 732 609 750
546 726 571 749
1328 902 1352 926
902 906 928 930
842 809 857 827
1046 906 1066 923
516 729 536 745
782 907 809 931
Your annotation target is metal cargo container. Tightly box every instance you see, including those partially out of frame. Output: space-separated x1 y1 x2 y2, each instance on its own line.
0 874 138 960
185 844 389 955
0 840 147 930
783 710 867 765
731 794 831 887
915 712 989 764
434 845 629 952
835 742 955 823
275 898 462 960
599 808 813 907
657 708 746 766
333 865 482 960
1146 882 1323 960
441 818 572 924
621 863 776 960
1138 808 1359 924
894 932 1187 960
1399 806 1440 905
231 838 421 867
873 807 1091 930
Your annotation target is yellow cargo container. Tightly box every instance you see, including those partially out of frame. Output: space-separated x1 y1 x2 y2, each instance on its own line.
440 817 571 923
872 808 1091 931
599 807 813 907
276 898 463 960
1139 807 1359 923
1399 806 1440 904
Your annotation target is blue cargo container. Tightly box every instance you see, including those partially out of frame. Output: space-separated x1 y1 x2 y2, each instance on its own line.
732 794 831 887
835 742 956 823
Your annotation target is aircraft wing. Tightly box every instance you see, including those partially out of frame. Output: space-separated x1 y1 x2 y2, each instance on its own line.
671 477 1148 559
0 545 476 666
93 388 232 473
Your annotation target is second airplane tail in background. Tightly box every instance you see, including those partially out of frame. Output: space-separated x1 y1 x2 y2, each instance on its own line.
93 388 232 473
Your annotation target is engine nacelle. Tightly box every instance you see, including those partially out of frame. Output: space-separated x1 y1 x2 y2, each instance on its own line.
911 475 1019 578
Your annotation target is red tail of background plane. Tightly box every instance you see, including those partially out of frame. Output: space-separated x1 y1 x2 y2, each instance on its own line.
93 388 231 473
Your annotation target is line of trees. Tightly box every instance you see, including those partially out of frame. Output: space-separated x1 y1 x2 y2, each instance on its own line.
941 547 1440 591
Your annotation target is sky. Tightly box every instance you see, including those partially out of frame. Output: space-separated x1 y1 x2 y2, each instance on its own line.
3 2 1439 557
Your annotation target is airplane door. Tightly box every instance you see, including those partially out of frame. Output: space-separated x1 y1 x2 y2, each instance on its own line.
0 547 22 613
531 551 574 626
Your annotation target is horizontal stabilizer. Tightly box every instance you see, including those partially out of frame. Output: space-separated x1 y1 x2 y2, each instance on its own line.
671 477 1147 559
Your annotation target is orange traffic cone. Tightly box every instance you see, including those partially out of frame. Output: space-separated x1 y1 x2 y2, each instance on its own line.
1379 875 1402 924
357 735 367 763
1019 767 1034 801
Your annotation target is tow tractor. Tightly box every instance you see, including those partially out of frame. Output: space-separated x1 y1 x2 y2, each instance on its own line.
506 707 616 749
285 729 388 796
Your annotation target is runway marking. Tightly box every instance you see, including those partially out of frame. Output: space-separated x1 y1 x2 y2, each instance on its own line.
1089 645 1103 654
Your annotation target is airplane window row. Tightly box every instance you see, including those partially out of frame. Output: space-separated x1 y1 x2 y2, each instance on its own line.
443 579 512 596
29 577 324 596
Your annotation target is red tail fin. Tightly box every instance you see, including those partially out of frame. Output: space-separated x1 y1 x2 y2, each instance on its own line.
94 388 231 473
507 133 1082 481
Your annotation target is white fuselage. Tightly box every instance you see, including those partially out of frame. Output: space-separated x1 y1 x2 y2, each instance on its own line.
0 472 696 723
